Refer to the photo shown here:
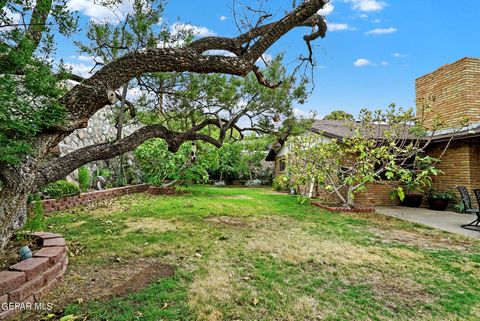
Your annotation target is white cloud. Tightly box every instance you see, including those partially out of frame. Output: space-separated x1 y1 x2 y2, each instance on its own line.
318 3 334 16
219 15 227 21
354 58 372 67
365 27 397 35
359 14 368 18
256 53 274 66
64 62 94 78
328 22 354 31
204 49 236 57
393 52 408 58
67 0 133 23
170 22 216 38
1 8 21 31
381 61 389 66
347 0 386 12
372 19 381 23
76 55 95 62
3 8 21 24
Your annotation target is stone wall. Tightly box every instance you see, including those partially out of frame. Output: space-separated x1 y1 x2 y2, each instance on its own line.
416 57 480 128
0 233 68 320
58 106 142 184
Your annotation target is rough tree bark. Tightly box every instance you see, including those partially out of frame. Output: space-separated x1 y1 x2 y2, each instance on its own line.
0 0 328 247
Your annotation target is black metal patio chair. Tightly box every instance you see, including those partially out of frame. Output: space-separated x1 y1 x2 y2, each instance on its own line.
457 186 480 230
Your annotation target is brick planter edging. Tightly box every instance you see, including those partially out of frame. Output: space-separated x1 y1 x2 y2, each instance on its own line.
148 186 177 196
311 201 375 213
34 184 150 214
0 232 68 320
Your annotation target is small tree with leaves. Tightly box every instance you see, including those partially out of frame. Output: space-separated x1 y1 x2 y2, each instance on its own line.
288 103 465 207
323 110 354 121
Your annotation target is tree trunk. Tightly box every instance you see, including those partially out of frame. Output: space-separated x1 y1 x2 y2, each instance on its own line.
346 188 355 208
0 162 38 248
116 84 128 186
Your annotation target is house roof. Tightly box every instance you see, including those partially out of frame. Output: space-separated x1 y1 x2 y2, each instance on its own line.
265 120 480 161
309 119 404 139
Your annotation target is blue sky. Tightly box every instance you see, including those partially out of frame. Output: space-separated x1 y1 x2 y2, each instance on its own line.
61 0 480 118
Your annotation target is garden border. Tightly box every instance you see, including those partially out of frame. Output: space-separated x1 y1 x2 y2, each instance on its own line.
0 232 68 320
29 184 179 214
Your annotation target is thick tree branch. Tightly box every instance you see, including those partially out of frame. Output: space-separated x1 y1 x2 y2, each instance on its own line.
26 0 52 51
60 0 327 126
34 125 223 188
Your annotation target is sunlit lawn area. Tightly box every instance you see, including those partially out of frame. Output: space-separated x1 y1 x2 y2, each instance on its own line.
26 186 480 320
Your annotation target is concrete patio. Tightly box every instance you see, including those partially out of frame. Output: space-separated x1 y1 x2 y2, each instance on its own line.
375 206 480 239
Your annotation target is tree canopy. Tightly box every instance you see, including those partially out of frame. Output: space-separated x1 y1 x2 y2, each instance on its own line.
323 110 355 122
0 0 330 247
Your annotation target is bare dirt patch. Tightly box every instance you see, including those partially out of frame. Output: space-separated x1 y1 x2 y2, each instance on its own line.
0 236 40 270
39 258 174 312
110 262 174 297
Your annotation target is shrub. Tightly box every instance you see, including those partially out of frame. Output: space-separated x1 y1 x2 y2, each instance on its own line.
272 175 290 192
42 180 80 199
78 166 91 192
428 190 457 202
245 179 262 187
454 201 466 213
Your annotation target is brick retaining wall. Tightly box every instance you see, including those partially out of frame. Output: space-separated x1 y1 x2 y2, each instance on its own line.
0 232 68 320
33 184 150 214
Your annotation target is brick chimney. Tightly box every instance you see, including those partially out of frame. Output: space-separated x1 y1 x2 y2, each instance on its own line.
416 57 480 128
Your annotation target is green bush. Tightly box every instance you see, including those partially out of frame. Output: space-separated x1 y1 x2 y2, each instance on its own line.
42 180 80 199
272 175 290 192
78 166 91 192
428 190 457 202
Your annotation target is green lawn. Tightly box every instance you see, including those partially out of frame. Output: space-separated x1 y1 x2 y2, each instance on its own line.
29 186 480 320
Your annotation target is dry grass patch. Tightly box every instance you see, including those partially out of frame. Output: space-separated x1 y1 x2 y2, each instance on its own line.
124 217 184 233
188 263 235 321
291 296 321 320
247 225 388 266
370 227 473 251
360 270 434 308
204 215 252 227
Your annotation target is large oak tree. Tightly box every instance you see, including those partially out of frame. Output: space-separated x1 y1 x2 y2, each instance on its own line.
0 0 328 247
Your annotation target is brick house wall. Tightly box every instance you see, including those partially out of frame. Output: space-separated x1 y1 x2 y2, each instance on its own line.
426 140 480 198
306 181 399 207
355 181 401 207
416 57 480 128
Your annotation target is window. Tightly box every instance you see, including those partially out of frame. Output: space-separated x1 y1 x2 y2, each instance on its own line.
279 159 286 172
